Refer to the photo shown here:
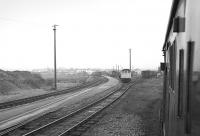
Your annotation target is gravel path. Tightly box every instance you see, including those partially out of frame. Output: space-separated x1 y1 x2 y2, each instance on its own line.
83 77 163 136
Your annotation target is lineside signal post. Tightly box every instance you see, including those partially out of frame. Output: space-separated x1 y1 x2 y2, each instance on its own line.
129 48 132 71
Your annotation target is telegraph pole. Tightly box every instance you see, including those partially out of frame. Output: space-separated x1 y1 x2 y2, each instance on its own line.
53 24 58 90
129 49 131 71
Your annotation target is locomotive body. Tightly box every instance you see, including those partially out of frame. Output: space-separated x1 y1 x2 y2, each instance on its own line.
162 0 200 136
120 69 131 83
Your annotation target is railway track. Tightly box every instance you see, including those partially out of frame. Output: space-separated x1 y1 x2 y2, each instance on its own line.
0 77 108 110
0 81 134 136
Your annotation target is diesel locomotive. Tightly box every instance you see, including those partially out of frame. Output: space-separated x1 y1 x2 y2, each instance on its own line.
120 69 131 83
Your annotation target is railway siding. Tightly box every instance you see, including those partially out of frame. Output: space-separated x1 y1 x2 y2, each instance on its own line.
83 77 163 136
0 77 107 110
0 76 119 136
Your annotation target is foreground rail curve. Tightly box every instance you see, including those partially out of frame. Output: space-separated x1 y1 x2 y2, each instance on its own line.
1 79 135 136
0 76 120 136
0 76 107 110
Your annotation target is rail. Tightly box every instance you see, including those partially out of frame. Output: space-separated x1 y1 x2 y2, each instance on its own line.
0 77 108 110
4 81 135 136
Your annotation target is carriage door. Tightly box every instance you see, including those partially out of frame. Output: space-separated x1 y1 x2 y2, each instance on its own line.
168 40 177 136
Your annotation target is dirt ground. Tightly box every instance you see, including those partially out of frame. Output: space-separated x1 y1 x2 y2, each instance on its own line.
83 77 163 136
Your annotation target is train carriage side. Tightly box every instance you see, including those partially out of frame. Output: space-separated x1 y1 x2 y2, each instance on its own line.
162 0 200 136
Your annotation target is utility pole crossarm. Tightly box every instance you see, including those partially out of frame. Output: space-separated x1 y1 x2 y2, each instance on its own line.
53 24 59 30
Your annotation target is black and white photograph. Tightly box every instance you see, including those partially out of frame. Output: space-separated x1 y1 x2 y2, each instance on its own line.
0 0 199 136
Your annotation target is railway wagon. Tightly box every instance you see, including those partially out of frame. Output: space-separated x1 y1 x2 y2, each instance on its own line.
111 70 120 78
161 0 200 136
141 70 157 78
120 69 131 83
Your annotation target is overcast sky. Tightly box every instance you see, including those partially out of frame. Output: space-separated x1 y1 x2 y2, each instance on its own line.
0 0 172 70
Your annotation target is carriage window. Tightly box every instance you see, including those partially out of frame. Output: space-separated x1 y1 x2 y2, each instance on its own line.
185 41 194 134
169 41 176 90
177 49 184 117
169 46 173 88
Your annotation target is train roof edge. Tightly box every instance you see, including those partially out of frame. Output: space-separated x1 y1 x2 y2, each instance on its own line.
162 0 180 51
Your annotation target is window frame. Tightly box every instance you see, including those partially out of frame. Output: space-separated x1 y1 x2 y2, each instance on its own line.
177 49 184 117
185 41 194 134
